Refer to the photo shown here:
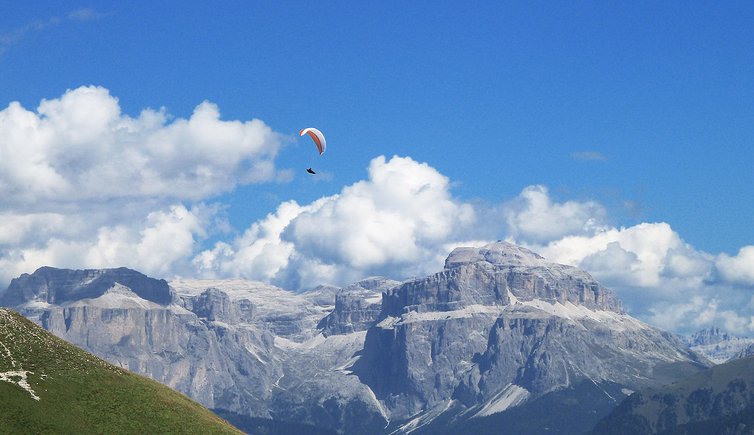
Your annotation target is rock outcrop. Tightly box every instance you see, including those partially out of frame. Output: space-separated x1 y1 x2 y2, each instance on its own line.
318 277 399 336
354 242 707 426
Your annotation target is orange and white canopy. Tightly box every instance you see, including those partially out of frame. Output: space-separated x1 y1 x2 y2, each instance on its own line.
299 127 326 155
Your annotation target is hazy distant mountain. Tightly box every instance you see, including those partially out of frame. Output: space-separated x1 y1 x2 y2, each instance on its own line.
0 308 241 434
0 242 711 434
683 328 754 365
592 355 754 434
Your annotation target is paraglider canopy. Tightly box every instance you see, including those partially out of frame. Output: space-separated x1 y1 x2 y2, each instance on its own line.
299 127 326 155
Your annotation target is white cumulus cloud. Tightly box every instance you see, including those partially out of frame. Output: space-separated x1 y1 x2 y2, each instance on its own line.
195 155 477 288
189 166 754 334
0 204 214 285
534 222 710 288
500 188 754 334
717 246 754 286
0 86 289 287
647 297 754 335
503 185 607 244
2 88 753 335
0 86 287 205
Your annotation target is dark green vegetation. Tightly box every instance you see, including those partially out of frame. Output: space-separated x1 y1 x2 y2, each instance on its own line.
593 356 754 434
0 308 241 434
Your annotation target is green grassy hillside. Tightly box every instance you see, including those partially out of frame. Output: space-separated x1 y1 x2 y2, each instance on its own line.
0 308 242 434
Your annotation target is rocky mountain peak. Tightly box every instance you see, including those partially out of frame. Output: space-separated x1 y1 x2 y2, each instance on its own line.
689 327 730 345
355 242 704 426
0 266 171 307
444 241 547 269
381 241 623 318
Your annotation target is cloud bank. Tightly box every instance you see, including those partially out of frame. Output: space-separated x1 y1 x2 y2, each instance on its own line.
195 155 477 288
1 86 753 335
0 86 287 204
0 86 284 282
191 157 754 335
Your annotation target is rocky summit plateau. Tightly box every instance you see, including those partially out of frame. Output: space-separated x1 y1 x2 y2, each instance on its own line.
0 241 710 434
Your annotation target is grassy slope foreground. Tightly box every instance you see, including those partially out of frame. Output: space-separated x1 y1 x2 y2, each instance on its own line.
0 308 242 434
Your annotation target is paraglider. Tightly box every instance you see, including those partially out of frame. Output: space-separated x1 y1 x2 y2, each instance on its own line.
300 127 326 174
299 127 326 155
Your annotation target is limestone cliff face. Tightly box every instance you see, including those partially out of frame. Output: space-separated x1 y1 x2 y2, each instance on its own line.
22 281 280 416
381 242 622 318
0 243 710 434
2 272 387 431
183 287 254 324
355 242 705 421
318 277 399 337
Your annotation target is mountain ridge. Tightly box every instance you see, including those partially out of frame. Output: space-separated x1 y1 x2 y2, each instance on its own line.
0 241 710 434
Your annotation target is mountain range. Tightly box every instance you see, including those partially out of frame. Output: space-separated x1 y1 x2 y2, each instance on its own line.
0 241 712 434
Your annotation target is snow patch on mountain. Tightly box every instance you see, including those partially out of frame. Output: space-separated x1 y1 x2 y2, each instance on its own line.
172 278 332 342
375 291 647 331
508 290 649 330
172 279 328 315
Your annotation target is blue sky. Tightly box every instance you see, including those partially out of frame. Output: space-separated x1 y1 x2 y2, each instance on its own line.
1 2 753 333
